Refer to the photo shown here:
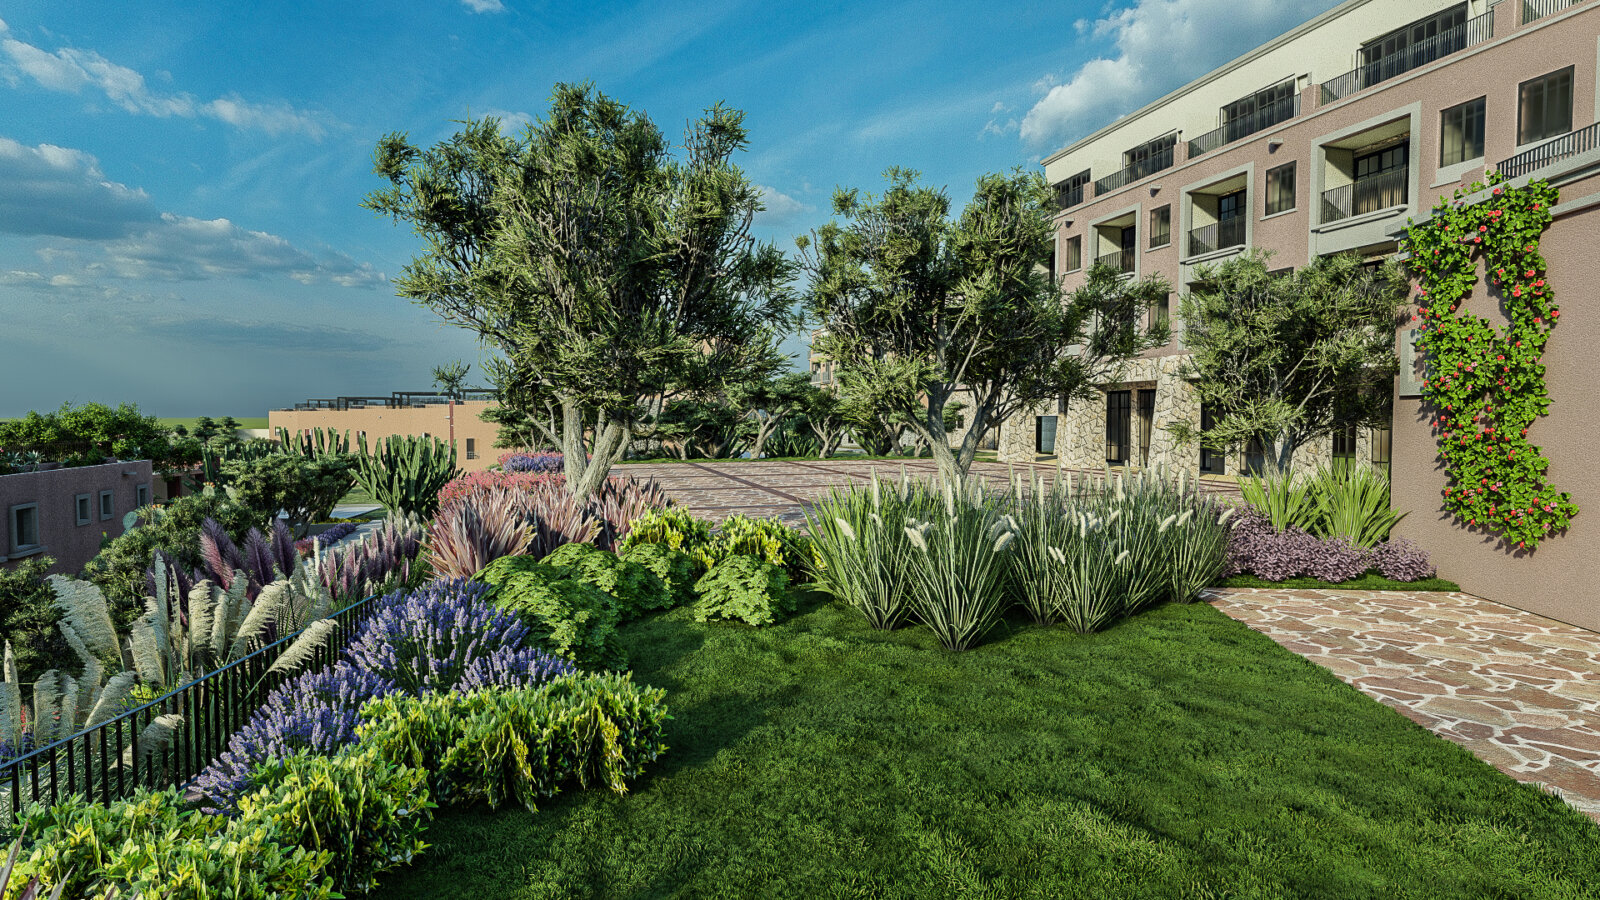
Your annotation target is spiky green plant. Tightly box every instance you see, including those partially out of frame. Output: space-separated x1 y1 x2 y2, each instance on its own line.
900 474 1014 651
354 434 460 519
805 468 932 630
1310 464 1403 547
1237 468 1319 532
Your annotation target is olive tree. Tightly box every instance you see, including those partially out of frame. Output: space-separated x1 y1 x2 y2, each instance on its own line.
1171 251 1409 474
365 83 793 497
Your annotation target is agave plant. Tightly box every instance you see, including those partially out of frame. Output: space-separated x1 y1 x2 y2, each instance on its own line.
1238 467 1320 533
354 434 460 519
1310 463 1403 547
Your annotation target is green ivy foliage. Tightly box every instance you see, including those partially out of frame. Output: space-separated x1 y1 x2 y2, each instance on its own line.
542 542 672 619
692 553 794 626
1401 172 1577 549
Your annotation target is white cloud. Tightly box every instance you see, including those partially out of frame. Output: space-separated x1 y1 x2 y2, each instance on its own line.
0 137 157 238
481 107 533 134
755 185 810 227
98 213 385 287
1019 0 1341 149
461 0 506 12
0 26 327 137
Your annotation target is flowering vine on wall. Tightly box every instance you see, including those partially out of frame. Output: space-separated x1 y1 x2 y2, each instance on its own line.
1400 171 1576 550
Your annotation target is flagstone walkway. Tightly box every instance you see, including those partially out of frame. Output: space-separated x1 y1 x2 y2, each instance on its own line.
1206 587 1600 820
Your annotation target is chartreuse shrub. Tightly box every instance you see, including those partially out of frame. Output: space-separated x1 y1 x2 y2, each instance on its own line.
691 554 793 626
11 787 335 899
619 542 704 607
616 506 712 555
1402 172 1576 549
238 748 433 895
475 556 624 670
542 542 670 619
695 514 814 582
356 674 669 811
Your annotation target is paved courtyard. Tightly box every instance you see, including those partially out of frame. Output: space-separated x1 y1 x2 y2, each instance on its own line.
620 459 1600 821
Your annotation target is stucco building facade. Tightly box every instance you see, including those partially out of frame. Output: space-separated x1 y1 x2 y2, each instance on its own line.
269 396 503 473
1001 0 1600 625
0 460 153 575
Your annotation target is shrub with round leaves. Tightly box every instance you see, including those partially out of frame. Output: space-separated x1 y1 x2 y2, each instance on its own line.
620 542 704 607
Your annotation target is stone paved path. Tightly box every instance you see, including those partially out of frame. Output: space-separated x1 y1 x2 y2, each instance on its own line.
618 458 1241 527
1207 587 1600 819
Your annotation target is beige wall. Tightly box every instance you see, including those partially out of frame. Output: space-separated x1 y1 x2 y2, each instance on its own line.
0 460 153 575
1391 197 1600 630
269 401 505 472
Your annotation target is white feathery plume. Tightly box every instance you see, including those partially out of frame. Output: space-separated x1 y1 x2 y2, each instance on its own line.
871 469 882 511
1177 510 1193 528
904 525 930 554
127 618 166 689
188 582 215 661
85 672 138 728
835 517 858 542
993 531 1015 553
1158 514 1178 533
1115 549 1131 566
267 619 338 679
1218 506 1237 525
122 713 184 766
47 575 119 664
1048 546 1067 565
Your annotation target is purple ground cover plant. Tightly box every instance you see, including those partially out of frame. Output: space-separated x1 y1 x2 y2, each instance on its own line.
1225 506 1434 582
499 451 564 474
1371 537 1437 581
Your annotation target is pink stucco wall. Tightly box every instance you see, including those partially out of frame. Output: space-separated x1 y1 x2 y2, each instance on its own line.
0 460 153 575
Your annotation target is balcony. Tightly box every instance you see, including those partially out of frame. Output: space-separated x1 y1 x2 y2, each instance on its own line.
1187 218 1246 257
1498 122 1599 178
1095 249 1135 274
1320 13 1493 104
1523 0 1582 22
1320 169 1408 223
1093 145 1175 195
1188 94 1301 159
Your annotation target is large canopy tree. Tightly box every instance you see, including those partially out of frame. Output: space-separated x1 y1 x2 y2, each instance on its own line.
1171 251 1409 474
799 167 1165 483
365 83 793 497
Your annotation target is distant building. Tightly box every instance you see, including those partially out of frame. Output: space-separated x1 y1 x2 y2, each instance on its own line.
1 460 153 575
269 391 504 472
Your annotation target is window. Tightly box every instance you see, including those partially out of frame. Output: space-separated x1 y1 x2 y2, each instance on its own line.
1217 189 1247 222
1331 424 1357 474
75 493 92 526
1147 292 1171 331
100 490 115 521
9 504 39 554
1353 141 1409 214
1122 134 1177 178
1264 163 1296 215
466 438 478 460
1055 170 1091 209
1136 389 1156 467
1440 97 1486 165
1372 425 1393 473
1063 235 1082 272
1199 405 1224 474
135 484 150 508
1220 80 1297 142
1149 206 1171 248
1361 4 1467 72
1243 436 1268 476
1105 390 1132 466
1035 416 1058 455
1519 67 1573 145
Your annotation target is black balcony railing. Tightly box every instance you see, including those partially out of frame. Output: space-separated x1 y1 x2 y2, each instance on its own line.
0 593 382 823
1523 0 1581 23
1188 94 1302 159
1320 169 1409 223
1320 13 1493 104
1186 217 1247 257
1498 122 1600 178
1095 249 1136 274
1094 146 1175 195
1056 182 1087 210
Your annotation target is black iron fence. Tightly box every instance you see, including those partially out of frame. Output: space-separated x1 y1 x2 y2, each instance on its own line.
1187 218 1247 257
1523 0 1582 23
1093 146 1175 196
1056 181 1087 211
1095 249 1136 274
0 593 381 825
1188 94 1301 159
1321 169 1409 223
1498 122 1599 179
1320 13 1493 104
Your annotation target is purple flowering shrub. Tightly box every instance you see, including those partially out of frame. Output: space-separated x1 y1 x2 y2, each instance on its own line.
1372 537 1436 581
192 663 397 812
1225 506 1434 583
500 451 564 474
194 577 574 811
345 579 568 694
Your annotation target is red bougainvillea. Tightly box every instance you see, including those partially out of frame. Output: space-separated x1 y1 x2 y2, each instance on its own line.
1400 172 1576 550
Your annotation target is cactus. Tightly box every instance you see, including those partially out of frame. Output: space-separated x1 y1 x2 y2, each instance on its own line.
353 435 460 519
277 426 352 460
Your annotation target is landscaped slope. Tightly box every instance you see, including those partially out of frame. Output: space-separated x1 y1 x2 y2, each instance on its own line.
381 601 1600 899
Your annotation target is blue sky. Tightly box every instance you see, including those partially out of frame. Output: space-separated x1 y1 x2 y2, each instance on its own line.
0 0 1341 417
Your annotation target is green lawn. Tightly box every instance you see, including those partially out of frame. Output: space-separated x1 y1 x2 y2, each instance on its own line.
379 600 1600 899
615 451 1001 465
1218 573 1463 592
155 416 269 430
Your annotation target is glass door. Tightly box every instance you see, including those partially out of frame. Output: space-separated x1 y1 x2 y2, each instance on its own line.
1105 391 1131 466
1136 389 1156 467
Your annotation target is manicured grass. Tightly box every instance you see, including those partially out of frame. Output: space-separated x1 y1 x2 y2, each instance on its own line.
615 451 1000 465
1218 573 1463 592
379 600 1599 899
154 416 269 431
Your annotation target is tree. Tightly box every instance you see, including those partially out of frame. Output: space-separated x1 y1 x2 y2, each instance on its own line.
0 402 178 470
365 83 794 498
1061 264 1174 413
1171 251 1408 474
801 387 849 459
799 168 1166 483
220 454 357 538
432 360 472 399
727 371 814 460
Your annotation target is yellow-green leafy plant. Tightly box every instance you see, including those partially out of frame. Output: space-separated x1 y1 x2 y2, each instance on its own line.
615 507 711 556
474 557 625 670
694 515 814 582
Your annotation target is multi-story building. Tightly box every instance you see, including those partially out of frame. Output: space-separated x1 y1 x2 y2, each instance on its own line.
1002 0 1599 626
1 460 153 574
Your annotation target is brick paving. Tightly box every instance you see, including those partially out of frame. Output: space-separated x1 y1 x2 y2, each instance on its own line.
620 460 1600 821
1206 587 1600 820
